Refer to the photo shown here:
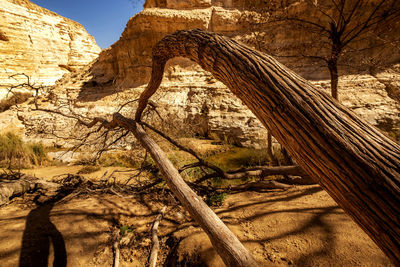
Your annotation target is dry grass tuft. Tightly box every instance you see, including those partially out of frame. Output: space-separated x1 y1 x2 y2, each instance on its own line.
0 132 47 169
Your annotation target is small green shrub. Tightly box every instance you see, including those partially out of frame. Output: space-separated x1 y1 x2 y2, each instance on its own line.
181 166 204 181
99 151 139 168
206 147 269 171
78 165 101 174
376 118 400 142
167 150 197 168
119 225 133 236
206 192 227 206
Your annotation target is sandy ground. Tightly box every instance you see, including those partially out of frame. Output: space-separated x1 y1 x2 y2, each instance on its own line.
0 180 392 266
21 165 138 183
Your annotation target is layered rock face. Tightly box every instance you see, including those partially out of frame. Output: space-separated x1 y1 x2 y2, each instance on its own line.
12 0 400 148
90 0 400 87
61 0 398 146
0 0 101 97
89 2 244 87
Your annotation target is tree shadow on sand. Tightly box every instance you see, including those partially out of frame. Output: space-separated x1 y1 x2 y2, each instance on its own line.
18 198 67 267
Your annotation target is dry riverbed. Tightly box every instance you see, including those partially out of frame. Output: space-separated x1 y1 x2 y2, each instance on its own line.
0 170 392 266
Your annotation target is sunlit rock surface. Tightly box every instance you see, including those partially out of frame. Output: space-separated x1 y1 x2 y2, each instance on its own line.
0 0 101 97
4 0 400 147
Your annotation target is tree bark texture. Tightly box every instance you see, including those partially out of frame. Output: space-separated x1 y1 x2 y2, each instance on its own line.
328 61 339 100
112 113 258 267
135 29 400 264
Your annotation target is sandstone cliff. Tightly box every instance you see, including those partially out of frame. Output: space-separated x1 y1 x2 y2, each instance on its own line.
7 0 400 148
0 0 101 97
51 0 398 146
89 0 400 87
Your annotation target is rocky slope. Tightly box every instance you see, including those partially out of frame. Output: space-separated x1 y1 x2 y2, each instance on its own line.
0 0 101 97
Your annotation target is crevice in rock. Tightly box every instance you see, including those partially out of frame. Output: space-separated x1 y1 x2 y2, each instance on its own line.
0 30 9 41
58 64 73 72
207 7 215 32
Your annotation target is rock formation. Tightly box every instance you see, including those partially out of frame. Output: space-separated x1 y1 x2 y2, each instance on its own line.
0 0 101 98
49 0 398 146
4 0 400 148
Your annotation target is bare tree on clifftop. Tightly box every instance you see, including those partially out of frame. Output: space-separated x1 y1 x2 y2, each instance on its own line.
243 0 400 100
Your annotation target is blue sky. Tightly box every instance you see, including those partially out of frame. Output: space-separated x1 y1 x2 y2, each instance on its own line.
31 0 144 49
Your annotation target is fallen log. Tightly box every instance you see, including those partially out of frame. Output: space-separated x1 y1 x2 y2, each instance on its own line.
82 113 258 265
135 29 400 264
111 113 258 266
142 121 309 182
223 165 306 180
230 180 291 191
193 165 308 185
0 174 60 206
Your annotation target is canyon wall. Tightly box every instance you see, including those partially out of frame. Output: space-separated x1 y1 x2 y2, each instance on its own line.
0 0 101 97
6 0 400 148
90 0 400 88
63 0 398 147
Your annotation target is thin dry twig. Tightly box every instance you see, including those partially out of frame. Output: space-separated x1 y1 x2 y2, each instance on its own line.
148 206 166 267
112 228 120 267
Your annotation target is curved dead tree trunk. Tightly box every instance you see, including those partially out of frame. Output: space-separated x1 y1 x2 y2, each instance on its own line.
135 29 400 264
